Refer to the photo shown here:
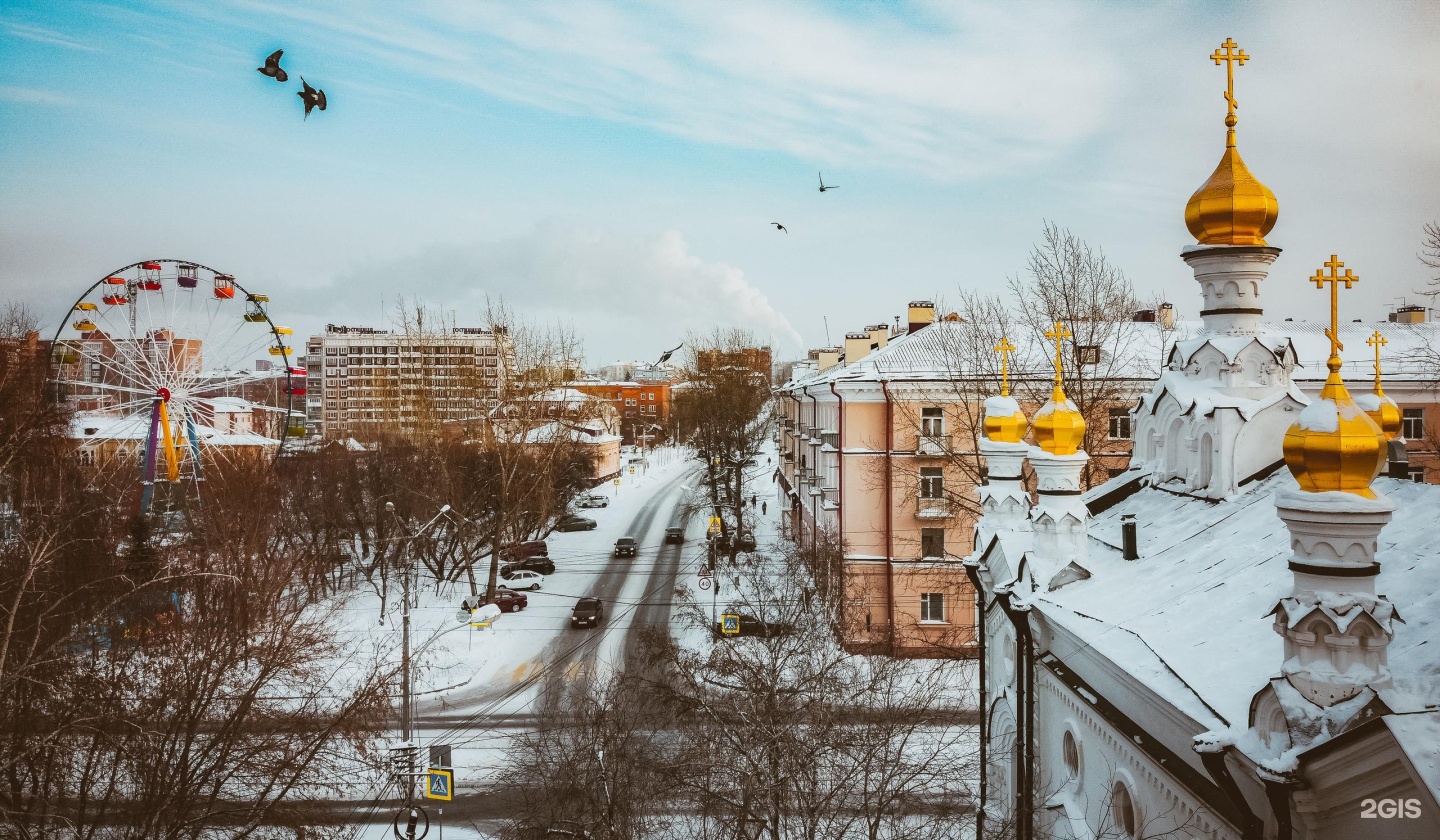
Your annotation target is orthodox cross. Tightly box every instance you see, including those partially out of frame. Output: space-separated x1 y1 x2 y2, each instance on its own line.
1211 37 1248 126
994 337 1016 397
1310 254 1359 360
1367 330 1389 392
1044 322 1072 386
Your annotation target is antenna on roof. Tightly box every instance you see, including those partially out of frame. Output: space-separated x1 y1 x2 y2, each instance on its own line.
823 316 831 346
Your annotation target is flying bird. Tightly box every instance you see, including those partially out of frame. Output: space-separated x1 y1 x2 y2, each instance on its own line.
297 77 327 119
655 344 683 365
818 172 838 192
257 50 288 82
771 222 788 234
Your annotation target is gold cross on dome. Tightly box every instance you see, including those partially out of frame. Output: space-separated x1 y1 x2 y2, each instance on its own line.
1310 254 1359 360
1044 322 1072 385
1211 38 1249 126
994 337 1016 396
1367 330 1388 387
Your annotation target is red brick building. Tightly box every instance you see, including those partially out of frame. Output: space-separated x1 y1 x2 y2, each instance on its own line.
569 381 671 445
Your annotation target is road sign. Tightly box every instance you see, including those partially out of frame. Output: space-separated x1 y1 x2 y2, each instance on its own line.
698 577 712 590
613 478 621 486
721 614 741 635
425 767 453 801
707 516 722 536
393 805 430 839
628 466 635 475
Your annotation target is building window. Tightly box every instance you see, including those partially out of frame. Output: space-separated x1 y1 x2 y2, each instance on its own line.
920 528 945 558
921 407 944 436
1409 467 1426 483
1111 780 1138 839
1108 408 1132 440
1402 407 1425 440
919 593 945 622
1062 730 1082 784
1077 345 1102 366
919 466 944 499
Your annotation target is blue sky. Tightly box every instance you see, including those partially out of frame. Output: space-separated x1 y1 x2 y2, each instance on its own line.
3 1 1439 364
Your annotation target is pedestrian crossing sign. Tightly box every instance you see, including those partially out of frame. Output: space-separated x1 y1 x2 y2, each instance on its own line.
629 466 635 475
721 614 741 635
426 767 453 801
708 516 722 536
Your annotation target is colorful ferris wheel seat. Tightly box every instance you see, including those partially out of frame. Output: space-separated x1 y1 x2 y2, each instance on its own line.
214 274 236 299
72 319 97 332
140 279 162 291
141 261 162 271
177 263 199 288
76 302 98 311
273 326 292 335
103 276 126 285
178 275 198 289
268 346 291 356
287 366 307 377
102 293 128 306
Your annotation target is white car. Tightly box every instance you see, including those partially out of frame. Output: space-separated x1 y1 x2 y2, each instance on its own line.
500 569 545 591
575 493 610 509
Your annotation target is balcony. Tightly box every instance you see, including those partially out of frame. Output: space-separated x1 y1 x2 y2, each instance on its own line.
916 434 950 456
915 495 955 519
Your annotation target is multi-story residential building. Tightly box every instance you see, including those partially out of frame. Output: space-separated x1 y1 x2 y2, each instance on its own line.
305 324 512 439
569 381 671 445
696 345 774 385
776 302 1440 659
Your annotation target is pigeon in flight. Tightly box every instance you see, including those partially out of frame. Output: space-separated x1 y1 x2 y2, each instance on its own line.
656 343 683 365
818 172 838 192
257 50 288 82
771 222 788 234
298 77 327 120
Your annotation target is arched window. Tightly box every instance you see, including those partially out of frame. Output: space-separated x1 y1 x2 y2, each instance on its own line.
1062 729 1081 785
1111 779 1138 839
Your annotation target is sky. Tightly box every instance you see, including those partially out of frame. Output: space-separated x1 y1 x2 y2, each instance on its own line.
2 0 1439 366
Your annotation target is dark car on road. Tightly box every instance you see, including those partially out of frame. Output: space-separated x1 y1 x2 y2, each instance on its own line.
556 514 598 532
571 597 604 628
498 540 548 561
501 554 555 577
487 588 528 613
614 536 637 557
664 526 685 544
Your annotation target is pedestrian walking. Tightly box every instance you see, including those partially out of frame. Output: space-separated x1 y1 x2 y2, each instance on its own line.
751 494 758 507
762 501 767 515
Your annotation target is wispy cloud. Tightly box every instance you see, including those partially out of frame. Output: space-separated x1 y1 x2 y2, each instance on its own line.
1 19 99 52
0 85 75 105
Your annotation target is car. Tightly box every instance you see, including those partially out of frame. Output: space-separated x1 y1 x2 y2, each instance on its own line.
575 493 610 509
501 555 555 577
571 597 604 628
487 588 528 613
498 540 548 561
664 527 685 544
614 536 637 557
737 530 756 551
499 569 544 591
556 514 598 532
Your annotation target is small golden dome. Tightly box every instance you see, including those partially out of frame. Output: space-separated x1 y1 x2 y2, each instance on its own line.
1184 129 1279 246
1033 384 1086 456
1283 362 1386 498
1362 392 1402 442
984 396 1029 444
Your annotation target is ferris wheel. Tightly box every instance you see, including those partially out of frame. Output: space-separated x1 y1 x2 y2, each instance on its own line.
48 259 305 514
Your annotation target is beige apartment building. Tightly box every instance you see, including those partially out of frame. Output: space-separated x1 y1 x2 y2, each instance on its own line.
777 301 1440 659
305 324 513 439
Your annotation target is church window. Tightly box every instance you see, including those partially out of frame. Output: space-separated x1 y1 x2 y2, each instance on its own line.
921 407 944 436
1076 344 1102 366
1062 729 1081 783
1402 407 1425 440
1111 780 1138 839
1108 408 1131 440
920 528 945 558
919 467 944 499
920 593 945 622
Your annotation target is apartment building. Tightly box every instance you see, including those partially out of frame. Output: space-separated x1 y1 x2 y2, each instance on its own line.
776 301 1440 659
305 324 512 439
569 381 671 445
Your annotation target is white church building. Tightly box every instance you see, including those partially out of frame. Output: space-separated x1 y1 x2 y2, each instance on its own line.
966 41 1440 840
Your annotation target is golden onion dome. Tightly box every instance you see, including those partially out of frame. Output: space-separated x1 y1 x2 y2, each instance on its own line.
1358 391 1403 442
1283 361 1387 498
1032 384 1086 456
984 395 1029 444
1184 127 1279 246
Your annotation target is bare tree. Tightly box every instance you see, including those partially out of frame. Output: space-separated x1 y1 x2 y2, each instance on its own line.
1420 221 1440 297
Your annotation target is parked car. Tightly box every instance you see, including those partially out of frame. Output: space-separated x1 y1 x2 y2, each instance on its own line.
575 493 610 509
664 527 685 544
498 540 548 561
500 569 545 591
556 514 598 532
487 588 528 613
571 597 604 628
737 530 756 551
501 555 555 577
614 536 637 557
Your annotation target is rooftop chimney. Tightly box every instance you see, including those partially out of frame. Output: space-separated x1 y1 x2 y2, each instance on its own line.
866 324 889 351
817 348 842 372
907 300 935 334
843 332 873 365
1390 305 1427 323
1158 302 1176 328
1121 514 1138 560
